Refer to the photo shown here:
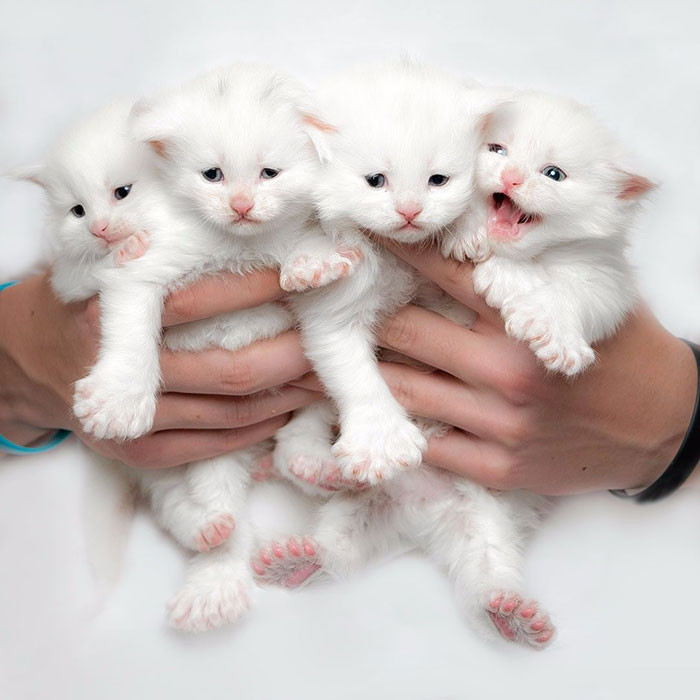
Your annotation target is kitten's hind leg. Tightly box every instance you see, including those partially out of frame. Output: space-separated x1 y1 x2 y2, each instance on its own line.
274 401 367 496
142 450 256 553
420 484 554 650
168 519 255 633
252 489 402 588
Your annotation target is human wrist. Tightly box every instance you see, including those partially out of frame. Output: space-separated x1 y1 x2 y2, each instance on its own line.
620 319 698 491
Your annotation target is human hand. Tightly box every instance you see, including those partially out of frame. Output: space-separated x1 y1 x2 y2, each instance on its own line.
372 243 697 495
0 270 317 468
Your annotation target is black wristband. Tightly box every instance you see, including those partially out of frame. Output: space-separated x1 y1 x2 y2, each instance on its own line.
610 339 700 503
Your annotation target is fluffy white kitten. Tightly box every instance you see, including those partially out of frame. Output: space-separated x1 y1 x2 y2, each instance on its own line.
453 91 653 375
280 61 498 486
24 66 350 632
259 62 555 650
71 63 359 443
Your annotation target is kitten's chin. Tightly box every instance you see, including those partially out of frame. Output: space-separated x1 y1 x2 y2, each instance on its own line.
372 223 435 245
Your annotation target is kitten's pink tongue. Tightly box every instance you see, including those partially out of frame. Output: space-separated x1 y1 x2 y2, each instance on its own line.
488 196 522 239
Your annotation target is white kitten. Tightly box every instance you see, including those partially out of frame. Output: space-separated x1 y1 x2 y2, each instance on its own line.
452 90 653 375
263 63 555 649
23 65 350 632
70 63 358 443
280 61 496 486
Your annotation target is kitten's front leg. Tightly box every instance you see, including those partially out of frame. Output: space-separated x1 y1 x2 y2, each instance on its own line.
502 289 595 376
279 226 364 293
73 278 166 440
440 209 490 263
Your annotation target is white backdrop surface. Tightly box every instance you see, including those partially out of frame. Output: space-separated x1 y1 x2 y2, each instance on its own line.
1 1 700 699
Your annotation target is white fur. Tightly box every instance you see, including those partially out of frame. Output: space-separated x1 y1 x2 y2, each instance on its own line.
266 63 554 649
446 90 653 375
27 66 351 632
280 61 498 485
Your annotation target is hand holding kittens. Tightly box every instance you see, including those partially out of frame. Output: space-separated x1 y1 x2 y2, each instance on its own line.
0 270 319 467
371 241 696 495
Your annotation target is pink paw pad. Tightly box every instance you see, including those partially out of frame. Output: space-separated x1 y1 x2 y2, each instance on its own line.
486 590 555 650
251 536 322 588
251 454 277 482
115 231 150 266
195 514 235 552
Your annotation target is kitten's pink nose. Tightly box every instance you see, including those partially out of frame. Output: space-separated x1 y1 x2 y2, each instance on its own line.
230 195 254 217
89 220 110 238
396 204 422 223
501 168 524 194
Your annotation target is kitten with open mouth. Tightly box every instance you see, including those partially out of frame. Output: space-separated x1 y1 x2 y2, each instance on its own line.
443 90 653 376
487 192 542 240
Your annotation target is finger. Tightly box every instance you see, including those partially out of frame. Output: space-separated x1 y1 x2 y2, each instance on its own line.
378 305 523 388
161 331 311 395
91 415 291 469
288 372 324 392
423 430 514 489
378 362 514 441
153 386 321 430
381 240 501 325
162 269 284 327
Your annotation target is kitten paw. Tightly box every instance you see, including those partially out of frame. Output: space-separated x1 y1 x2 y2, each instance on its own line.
195 514 235 552
167 575 251 633
115 230 150 266
288 454 368 492
333 416 426 485
442 232 490 263
280 248 363 292
73 372 156 440
486 591 555 650
503 303 595 377
252 537 323 588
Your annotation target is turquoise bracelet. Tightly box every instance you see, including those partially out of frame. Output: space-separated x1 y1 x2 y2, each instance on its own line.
0 280 71 455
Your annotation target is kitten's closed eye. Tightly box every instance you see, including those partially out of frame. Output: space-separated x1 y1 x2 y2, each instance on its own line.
428 174 449 186
488 144 507 156
71 204 86 218
114 184 132 200
541 166 566 182
365 173 386 188
202 167 224 182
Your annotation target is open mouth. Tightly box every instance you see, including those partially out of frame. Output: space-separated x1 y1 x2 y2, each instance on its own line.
487 192 541 240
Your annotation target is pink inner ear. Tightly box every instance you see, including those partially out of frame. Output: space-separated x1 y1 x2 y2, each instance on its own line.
618 173 654 200
148 139 168 158
302 114 338 133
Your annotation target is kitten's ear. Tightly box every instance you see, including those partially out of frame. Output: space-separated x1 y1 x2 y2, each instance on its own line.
615 170 655 200
9 164 46 187
467 88 513 137
299 106 338 164
129 99 175 159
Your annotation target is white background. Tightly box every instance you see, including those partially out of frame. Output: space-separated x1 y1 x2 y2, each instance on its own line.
1 1 700 698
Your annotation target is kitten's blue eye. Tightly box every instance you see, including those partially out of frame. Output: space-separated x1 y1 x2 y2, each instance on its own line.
428 174 449 187
70 204 85 218
542 166 567 182
365 173 386 188
260 168 280 179
202 167 224 182
114 184 132 200
488 144 507 156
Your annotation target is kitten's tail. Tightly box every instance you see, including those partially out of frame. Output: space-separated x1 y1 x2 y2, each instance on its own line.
83 453 137 610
